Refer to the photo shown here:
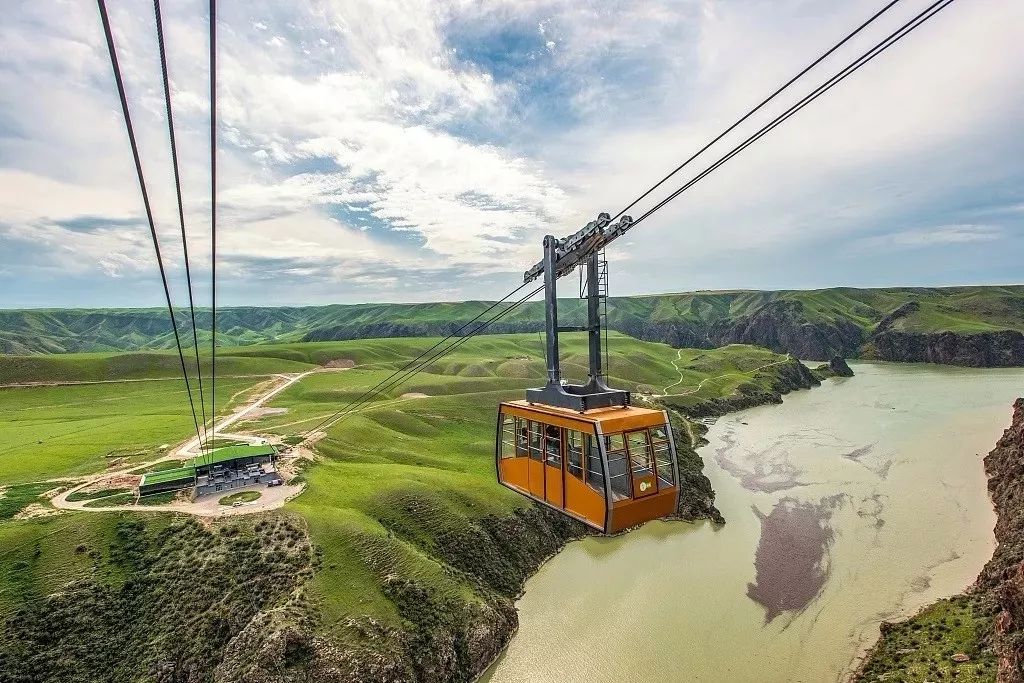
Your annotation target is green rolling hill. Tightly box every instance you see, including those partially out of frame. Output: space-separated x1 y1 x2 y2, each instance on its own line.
2 285 1023 366
0 333 818 681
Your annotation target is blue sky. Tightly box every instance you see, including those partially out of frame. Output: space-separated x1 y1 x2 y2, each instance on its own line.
0 0 1021 309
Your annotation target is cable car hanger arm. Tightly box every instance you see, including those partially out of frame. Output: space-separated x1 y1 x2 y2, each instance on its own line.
523 212 634 284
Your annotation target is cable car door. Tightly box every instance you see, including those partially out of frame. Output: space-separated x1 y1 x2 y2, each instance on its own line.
542 425 564 508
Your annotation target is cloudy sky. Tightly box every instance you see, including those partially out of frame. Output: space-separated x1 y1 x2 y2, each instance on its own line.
1 0 1021 309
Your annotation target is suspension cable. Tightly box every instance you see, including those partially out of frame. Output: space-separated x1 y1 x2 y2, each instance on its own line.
153 0 209 458
302 0 956 441
611 0 904 221
96 0 205 456
208 0 217 463
300 281 536 439
303 283 544 437
323 284 543 430
631 0 953 230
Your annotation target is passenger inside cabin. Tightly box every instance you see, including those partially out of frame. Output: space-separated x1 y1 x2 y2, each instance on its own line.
544 425 560 465
567 430 584 477
517 424 528 456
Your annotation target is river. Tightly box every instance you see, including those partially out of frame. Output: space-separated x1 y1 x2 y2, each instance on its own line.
483 362 1024 683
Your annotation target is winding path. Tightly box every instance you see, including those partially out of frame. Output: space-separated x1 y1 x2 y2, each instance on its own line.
661 350 793 397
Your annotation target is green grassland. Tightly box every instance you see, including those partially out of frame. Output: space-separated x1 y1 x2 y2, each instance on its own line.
0 376 270 484
227 333 800 634
0 350 314 385
3 285 1022 355
855 594 997 682
0 332 816 680
219 490 262 506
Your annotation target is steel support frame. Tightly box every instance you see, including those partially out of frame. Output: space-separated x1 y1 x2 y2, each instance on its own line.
526 235 630 412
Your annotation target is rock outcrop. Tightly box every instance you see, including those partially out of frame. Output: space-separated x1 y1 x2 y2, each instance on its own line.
813 357 855 379
716 300 865 360
864 330 1024 367
613 300 865 361
980 398 1024 681
872 300 921 334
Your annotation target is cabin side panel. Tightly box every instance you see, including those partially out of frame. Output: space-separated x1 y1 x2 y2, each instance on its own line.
564 475 606 528
609 489 677 532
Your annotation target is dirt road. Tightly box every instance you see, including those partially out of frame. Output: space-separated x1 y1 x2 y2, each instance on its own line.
49 369 332 516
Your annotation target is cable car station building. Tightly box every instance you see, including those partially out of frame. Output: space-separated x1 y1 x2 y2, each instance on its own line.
138 444 277 498
496 216 680 533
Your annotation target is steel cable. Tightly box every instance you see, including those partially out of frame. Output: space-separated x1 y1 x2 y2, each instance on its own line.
631 0 954 230
611 0 905 221
153 0 209 458
96 0 205 456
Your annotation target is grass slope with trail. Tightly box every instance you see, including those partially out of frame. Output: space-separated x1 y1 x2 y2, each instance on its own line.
0 332 822 682
4 285 1024 366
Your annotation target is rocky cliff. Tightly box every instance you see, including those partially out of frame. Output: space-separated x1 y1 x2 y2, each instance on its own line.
981 398 1024 681
864 330 1024 367
606 299 866 360
857 398 1024 682
307 298 1024 369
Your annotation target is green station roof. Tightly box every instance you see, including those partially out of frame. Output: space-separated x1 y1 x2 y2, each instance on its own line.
139 445 276 488
140 466 195 487
194 444 275 467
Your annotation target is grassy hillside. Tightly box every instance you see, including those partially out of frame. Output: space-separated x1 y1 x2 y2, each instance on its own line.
0 332 819 681
3 286 1023 356
0 376 274 484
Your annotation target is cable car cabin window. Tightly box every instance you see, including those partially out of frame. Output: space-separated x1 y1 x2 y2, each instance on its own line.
585 436 604 491
566 430 584 478
528 421 543 461
500 415 517 459
543 425 562 468
514 417 529 457
651 426 675 487
604 433 630 501
627 430 657 497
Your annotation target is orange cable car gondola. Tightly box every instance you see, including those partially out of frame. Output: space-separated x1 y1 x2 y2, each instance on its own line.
495 215 680 533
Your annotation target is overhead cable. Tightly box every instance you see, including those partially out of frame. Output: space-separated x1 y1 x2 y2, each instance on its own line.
208 0 218 463
154 0 209 457
631 0 954 230
303 283 544 437
611 0 905 221
96 0 206 456
301 280 538 439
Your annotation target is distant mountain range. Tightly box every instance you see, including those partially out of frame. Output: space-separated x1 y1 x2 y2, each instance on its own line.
3 285 1023 366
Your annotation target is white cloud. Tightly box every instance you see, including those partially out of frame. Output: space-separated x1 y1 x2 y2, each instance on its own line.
858 224 1003 250
0 0 1021 306
1 220 153 278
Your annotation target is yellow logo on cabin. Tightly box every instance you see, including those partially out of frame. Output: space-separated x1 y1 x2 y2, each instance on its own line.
639 481 651 492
